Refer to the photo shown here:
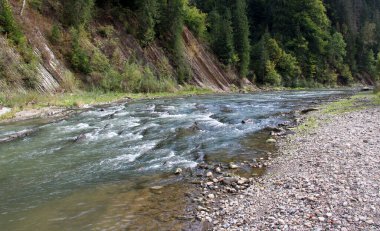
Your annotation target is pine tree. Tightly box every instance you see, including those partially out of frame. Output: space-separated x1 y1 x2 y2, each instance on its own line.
232 0 250 78
137 0 158 46
63 0 95 27
209 7 235 66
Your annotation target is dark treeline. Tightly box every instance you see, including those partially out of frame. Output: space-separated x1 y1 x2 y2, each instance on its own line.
91 0 380 86
2 0 380 90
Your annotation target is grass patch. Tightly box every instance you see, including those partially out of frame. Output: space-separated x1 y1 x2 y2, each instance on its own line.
322 92 379 115
0 109 17 120
295 116 319 134
0 86 213 117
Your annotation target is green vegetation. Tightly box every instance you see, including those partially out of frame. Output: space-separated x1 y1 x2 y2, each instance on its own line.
296 116 319 134
0 0 24 45
2 0 380 106
0 86 213 121
322 93 380 115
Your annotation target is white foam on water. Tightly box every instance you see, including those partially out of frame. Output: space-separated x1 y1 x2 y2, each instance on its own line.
158 112 187 118
104 132 118 139
62 123 90 132
119 133 143 141
99 140 158 166
203 117 226 128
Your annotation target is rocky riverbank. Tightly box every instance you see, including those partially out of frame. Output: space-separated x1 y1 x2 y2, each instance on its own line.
193 100 380 230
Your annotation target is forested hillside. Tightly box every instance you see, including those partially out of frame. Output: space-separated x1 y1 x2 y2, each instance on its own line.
0 0 379 96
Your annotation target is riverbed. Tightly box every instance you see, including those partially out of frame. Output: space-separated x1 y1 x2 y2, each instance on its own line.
0 90 352 230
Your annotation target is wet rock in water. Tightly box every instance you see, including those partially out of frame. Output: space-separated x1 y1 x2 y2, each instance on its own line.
361 87 372 91
150 186 164 190
220 106 234 113
198 163 209 169
241 119 254 124
264 126 284 133
74 133 87 143
266 138 277 143
229 162 239 169
189 122 201 131
206 172 213 178
175 168 183 175
301 108 319 114
103 124 112 129
0 128 38 143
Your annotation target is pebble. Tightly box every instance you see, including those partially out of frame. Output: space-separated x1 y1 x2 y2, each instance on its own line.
229 163 239 169
175 168 182 175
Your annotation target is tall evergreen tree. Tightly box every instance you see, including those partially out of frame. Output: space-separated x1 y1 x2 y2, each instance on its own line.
232 0 250 78
209 7 235 66
137 0 158 46
63 0 95 27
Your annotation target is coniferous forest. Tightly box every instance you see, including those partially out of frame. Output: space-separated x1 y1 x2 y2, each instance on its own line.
1 0 380 94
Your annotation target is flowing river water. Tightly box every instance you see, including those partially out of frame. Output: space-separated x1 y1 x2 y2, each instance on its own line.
0 90 352 230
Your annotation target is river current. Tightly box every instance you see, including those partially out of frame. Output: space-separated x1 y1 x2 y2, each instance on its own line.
0 90 351 230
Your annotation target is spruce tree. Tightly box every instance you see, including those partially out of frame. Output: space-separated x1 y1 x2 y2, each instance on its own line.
137 0 158 46
232 0 250 78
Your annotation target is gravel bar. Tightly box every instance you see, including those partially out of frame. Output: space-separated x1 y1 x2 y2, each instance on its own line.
206 107 380 230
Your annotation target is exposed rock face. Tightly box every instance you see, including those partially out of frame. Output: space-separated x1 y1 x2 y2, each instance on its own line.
182 27 238 92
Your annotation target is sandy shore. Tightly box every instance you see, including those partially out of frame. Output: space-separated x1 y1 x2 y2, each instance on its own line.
198 106 380 230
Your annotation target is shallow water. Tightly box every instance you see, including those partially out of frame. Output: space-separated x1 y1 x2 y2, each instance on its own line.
0 90 352 230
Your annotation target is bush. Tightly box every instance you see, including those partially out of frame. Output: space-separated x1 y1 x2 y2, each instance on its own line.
339 64 353 85
61 70 79 92
264 60 281 86
183 1 207 39
70 28 92 74
63 0 95 27
100 61 176 93
50 25 62 45
0 0 24 45
98 25 114 38
30 0 43 12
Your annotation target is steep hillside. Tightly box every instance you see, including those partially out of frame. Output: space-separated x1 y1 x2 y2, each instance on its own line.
0 0 244 96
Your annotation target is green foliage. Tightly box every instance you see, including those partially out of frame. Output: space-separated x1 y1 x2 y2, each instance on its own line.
327 32 346 67
340 64 353 84
157 0 191 83
0 0 25 45
70 28 92 74
183 0 207 39
63 0 95 27
252 33 301 86
137 0 158 46
264 60 281 86
376 52 380 81
232 0 250 78
98 25 114 38
365 49 377 77
50 25 62 45
0 37 39 90
100 61 175 93
209 8 235 65
29 0 43 11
